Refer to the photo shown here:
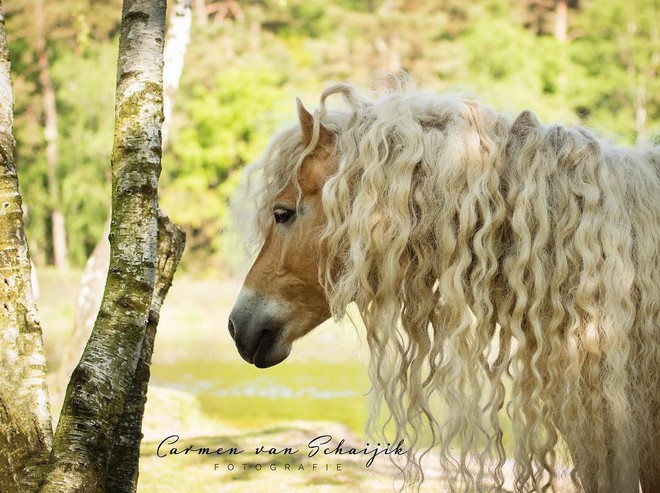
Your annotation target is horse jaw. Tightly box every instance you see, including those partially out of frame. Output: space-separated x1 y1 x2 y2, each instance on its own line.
228 287 292 368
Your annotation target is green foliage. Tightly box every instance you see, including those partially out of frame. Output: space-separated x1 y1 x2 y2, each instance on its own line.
4 0 658 271
569 0 659 143
20 42 114 266
261 0 337 38
161 66 291 271
50 43 116 264
170 68 285 185
460 18 575 123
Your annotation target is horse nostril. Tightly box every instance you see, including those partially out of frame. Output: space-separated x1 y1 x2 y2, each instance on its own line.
228 318 236 339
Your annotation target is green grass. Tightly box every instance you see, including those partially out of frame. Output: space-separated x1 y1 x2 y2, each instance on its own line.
37 267 82 369
37 268 385 491
38 268 371 433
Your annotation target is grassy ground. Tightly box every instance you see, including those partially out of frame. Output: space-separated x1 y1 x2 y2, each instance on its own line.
38 268 410 492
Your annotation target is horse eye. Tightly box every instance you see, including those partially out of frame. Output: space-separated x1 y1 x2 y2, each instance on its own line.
273 207 296 224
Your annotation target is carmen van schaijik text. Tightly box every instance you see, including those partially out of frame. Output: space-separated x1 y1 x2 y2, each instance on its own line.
156 434 406 468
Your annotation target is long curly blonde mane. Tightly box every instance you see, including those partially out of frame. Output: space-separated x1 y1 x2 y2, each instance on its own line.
236 80 660 491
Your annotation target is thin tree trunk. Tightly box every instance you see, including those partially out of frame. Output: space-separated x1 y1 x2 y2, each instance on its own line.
194 0 207 26
222 33 235 57
162 0 193 150
34 0 68 270
635 84 647 145
40 1 168 491
0 3 53 491
554 0 568 93
388 32 401 73
634 21 657 145
52 219 110 403
554 0 567 43
249 19 261 54
107 212 185 493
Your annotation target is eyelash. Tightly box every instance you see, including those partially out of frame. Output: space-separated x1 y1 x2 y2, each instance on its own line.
273 207 296 224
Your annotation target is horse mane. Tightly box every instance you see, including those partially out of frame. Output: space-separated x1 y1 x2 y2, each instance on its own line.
236 81 660 491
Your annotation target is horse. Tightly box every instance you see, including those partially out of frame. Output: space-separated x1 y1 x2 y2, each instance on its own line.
228 80 660 492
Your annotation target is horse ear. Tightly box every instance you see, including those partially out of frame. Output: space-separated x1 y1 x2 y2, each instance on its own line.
296 97 334 149
510 110 542 138
297 97 314 147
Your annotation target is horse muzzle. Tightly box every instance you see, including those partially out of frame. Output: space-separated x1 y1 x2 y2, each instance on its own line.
228 288 292 368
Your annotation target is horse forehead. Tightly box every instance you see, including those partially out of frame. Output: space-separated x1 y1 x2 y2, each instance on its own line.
277 183 298 203
276 160 329 202
294 152 332 195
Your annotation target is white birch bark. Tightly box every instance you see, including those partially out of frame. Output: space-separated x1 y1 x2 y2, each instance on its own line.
63 0 194 402
162 0 192 150
0 2 53 491
107 212 185 493
2 2 185 492
40 1 167 491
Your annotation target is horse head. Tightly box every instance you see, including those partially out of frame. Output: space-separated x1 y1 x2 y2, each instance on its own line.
228 99 336 368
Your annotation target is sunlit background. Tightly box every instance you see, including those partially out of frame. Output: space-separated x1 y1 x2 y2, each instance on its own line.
5 0 658 491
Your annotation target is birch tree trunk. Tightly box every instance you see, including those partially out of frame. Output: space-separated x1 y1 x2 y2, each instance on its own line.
40 1 168 491
60 0 194 401
52 219 109 401
107 212 185 492
34 0 69 270
554 0 568 43
0 4 52 492
162 0 192 150
1 1 186 491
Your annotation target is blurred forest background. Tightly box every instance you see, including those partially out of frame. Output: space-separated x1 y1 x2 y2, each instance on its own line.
4 0 659 275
